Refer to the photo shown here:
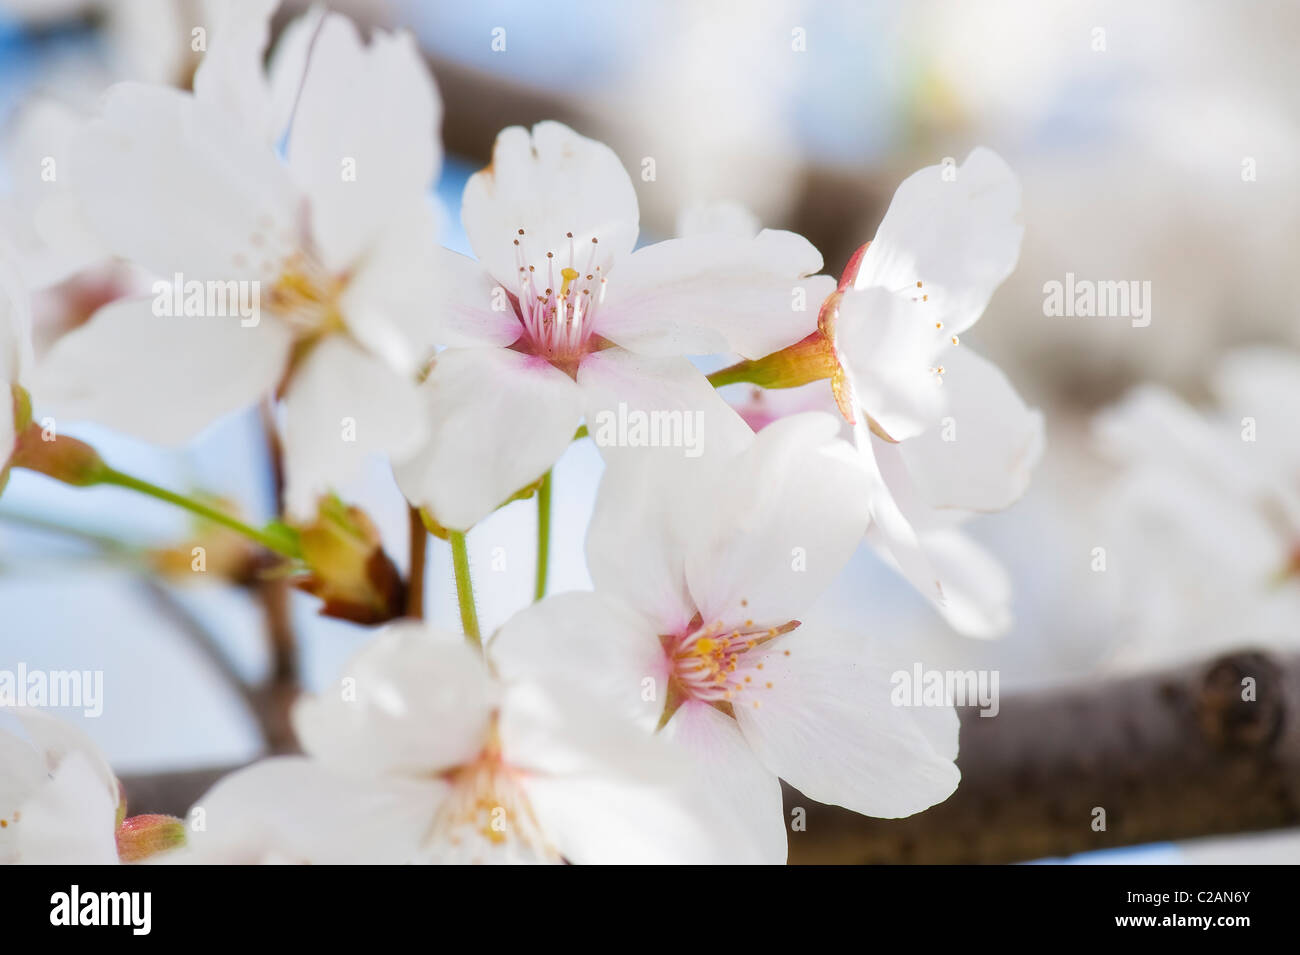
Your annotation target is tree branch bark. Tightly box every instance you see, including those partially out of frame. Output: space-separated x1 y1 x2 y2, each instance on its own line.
784 649 1300 863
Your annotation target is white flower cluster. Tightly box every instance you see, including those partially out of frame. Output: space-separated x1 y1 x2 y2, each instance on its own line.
1 1 1041 864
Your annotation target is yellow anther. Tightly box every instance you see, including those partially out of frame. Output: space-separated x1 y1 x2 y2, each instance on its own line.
560 267 580 296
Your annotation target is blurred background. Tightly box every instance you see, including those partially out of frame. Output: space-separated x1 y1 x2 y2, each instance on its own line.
1 0 1297 863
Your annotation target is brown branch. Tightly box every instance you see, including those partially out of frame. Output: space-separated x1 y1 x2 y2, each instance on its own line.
405 504 426 620
784 650 1300 863
251 398 300 755
121 650 1300 859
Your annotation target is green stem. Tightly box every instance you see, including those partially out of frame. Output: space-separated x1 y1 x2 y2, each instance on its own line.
448 530 481 645
99 467 300 558
706 331 837 390
534 470 552 602
705 362 762 388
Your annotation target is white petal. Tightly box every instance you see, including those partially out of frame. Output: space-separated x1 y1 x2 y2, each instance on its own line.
0 249 33 386
292 622 495 777
501 684 762 864
857 429 949 614
684 412 871 628
837 284 948 441
1094 384 1263 497
915 528 1013 639
394 347 583 531
489 591 667 731
16 708 117 796
898 346 1044 512
345 234 522 361
287 15 443 271
33 296 292 445
280 336 427 520
583 440 700 633
1212 347 1300 483
461 122 639 291
71 83 299 282
186 757 441 864
0 735 44 863
15 751 120 865
522 769 755 864
855 147 1022 337
3 98 107 285
735 625 961 818
192 0 278 143
661 701 787 863
265 5 326 143
597 230 835 359
580 351 754 631
577 347 755 463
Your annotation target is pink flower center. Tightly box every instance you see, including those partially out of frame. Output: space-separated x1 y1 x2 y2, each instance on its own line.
511 228 607 370
667 618 797 710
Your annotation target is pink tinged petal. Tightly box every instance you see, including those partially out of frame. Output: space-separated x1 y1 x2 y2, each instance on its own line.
661 701 787 864
837 285 948 442
287 15 443 272
15 751 120 864
394 347 583 532
461 121 639 291
898 346 1044 513
70 83 299 282
735 626 961 819
683 412 871 628
344 238 521 360
489 591 668 731
292 622 495 777
914 529 1013 639
32 296 292 446
191 0 279 144
186 757 442 864
855 147 1023 338
597 230 835 360
280 336 427 520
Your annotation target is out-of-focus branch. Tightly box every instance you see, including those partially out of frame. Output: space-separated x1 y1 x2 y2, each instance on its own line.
406 504 426 620
121 650 1300 860
785 650 1300 864
254 400 300 755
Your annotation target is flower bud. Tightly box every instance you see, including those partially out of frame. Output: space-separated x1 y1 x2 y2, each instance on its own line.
8 422 110 487
115 814 186 862
293 495 405 624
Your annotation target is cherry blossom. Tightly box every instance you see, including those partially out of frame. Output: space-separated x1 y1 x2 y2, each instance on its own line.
184 622 760 864
395 120 834 531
